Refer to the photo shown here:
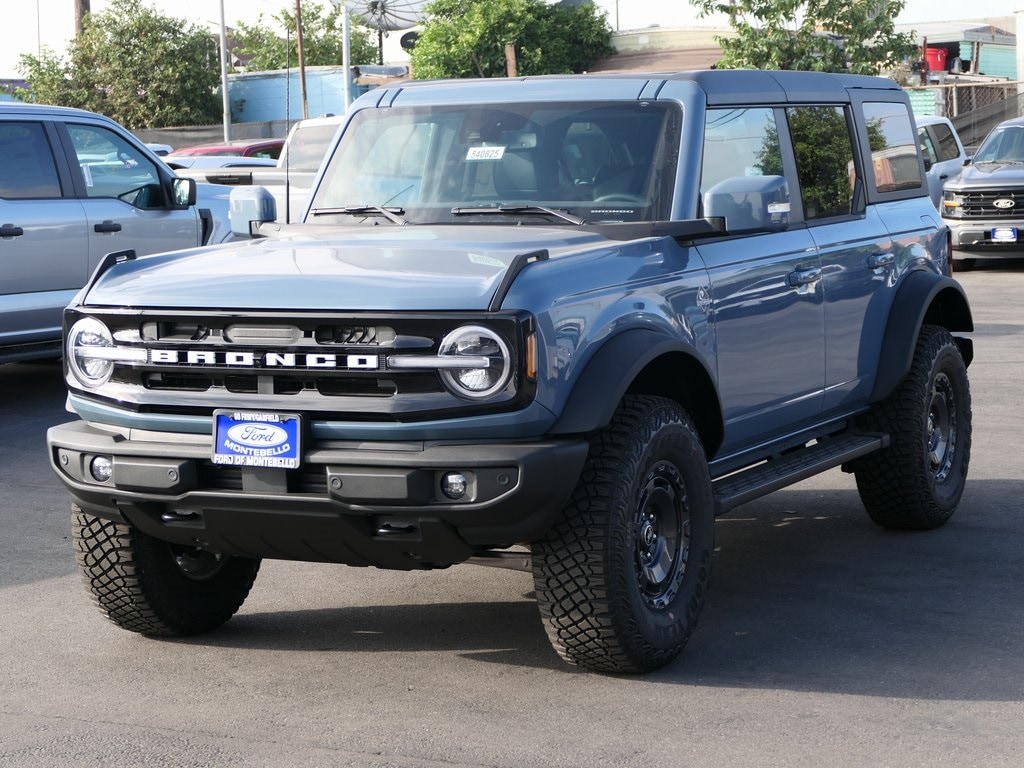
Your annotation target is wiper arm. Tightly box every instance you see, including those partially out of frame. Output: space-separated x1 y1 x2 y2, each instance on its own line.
450 204 586 225
311 205 408 225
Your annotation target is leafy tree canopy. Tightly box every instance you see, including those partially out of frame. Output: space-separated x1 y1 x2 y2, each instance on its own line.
232 2 378 72
17 0 221 129
411 0 614 80
692 0 918 75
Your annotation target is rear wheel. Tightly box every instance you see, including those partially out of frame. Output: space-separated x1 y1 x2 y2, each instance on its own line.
73 506 260 635
532 396 714 673
853 325 971 529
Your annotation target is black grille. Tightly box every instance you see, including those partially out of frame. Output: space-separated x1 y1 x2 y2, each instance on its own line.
959 190 1024 218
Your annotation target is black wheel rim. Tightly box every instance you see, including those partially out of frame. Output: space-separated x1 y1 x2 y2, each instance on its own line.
927 371 957 483
169 544 227 581
633 460 690 610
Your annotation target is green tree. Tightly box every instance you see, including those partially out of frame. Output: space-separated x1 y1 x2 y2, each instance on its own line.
232 3 378 72
692 0 918 75
411 0 614 80
17 0 221 129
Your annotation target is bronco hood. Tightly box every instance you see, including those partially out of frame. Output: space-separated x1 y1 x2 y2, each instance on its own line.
83 224 616 311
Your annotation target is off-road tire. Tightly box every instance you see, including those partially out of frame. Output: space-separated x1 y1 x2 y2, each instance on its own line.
72 506 261 636
532 395 714 674
854 325 971 529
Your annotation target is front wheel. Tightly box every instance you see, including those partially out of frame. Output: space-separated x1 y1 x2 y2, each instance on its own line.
73 506 261 636
853 325 971 529
532 396 714 673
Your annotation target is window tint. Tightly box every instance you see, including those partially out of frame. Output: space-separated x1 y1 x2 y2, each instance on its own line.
0 122 62 199
861 102 922 193
932 123 961 162
67 124 163 206
787 106 856 220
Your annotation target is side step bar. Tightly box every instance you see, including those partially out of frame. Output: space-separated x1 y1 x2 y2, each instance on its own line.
712 432 888 515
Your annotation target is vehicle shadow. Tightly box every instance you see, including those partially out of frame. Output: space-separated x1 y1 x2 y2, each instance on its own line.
179 479 1023 700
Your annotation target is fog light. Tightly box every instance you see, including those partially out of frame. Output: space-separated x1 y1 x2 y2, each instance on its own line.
440 471 468 500
90 456 113 483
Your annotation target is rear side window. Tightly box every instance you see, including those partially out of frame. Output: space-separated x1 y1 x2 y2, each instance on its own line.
0 122 62 199
786 106 857 220
861 102 923 193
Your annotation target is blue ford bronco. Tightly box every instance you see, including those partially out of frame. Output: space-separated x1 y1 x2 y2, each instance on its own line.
48 70 973 673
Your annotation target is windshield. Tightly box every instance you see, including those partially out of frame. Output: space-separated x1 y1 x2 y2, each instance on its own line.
973 124 1024 164
310 101 680 224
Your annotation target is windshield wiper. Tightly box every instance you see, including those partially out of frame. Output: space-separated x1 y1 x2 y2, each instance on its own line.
311 205 408 225
450 204 586 225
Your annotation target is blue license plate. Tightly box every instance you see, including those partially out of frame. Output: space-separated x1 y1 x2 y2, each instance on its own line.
992 227 1018 243
212 410 301 468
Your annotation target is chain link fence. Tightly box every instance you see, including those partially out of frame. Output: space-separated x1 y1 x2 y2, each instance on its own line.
913 81 1024 152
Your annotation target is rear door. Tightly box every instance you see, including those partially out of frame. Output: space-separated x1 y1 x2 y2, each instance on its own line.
57 120 200 268
0 120 88 350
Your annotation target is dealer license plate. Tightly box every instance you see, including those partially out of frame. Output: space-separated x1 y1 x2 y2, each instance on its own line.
992 227 1018 243
212 410 302 469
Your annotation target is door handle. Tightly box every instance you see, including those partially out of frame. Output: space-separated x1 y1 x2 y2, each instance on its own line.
94 220 122 233
0 223 24 237
867 252 895 269
787 267 822 287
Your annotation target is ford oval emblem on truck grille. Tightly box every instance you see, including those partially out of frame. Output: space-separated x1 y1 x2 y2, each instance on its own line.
993 199 1016 209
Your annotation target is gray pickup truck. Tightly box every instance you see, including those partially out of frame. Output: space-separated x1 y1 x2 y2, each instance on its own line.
0 103 234 363
47 71 973 673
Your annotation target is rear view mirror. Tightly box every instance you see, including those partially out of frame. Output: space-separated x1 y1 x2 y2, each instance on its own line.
230 186 277 238
171 177 196 209
703 175 790 233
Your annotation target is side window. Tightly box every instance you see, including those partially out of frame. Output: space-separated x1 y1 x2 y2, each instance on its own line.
787 106 857 220
700 107 791 228
700 108 783 195
0 122 62 199
66 124 163 207
932 122 961 163
860 102 923 194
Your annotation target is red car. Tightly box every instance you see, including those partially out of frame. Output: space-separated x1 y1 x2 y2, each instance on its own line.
170 138 284 160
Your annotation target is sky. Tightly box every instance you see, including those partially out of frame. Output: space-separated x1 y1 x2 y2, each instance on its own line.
1 0 1020 79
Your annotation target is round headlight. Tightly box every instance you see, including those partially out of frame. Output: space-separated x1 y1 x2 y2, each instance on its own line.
67 317 115 388
438 325 512 399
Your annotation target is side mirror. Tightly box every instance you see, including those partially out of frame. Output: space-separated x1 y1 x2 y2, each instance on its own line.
922 155 934 171
171 177 196 209
230 186 277 238
703 175 790 233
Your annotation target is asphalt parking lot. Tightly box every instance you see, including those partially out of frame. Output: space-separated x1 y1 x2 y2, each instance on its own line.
1 262 1022 767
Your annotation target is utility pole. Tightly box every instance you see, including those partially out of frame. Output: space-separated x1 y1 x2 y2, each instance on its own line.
295 0 309 120
74 0 91 36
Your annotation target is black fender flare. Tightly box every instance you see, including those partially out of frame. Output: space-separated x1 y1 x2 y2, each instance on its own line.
550 328 721 442
870 270 973 403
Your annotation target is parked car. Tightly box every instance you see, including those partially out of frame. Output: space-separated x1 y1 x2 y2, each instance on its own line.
915 114 967 209
942 116 1024 268
145 142 174 156
170 138 285 160
47 71 973 674
172 115 344 222
0 103 234 363
162 155 279 170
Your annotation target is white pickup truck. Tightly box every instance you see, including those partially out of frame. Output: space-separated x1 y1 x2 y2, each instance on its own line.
172 115 344 222
916 114 968 210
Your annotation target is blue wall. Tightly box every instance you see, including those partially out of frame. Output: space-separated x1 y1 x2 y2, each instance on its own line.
227 66 371 123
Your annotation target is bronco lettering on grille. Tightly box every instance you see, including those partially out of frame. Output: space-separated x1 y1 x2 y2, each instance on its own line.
148 349 380 369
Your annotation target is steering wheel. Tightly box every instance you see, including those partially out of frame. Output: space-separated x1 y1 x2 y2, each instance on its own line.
593 194 647 205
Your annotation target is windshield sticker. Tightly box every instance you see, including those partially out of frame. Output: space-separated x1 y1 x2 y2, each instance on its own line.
466 145 506 161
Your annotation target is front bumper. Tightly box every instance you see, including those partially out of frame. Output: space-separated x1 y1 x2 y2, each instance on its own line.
945 217 1024 256
48 420 588 570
